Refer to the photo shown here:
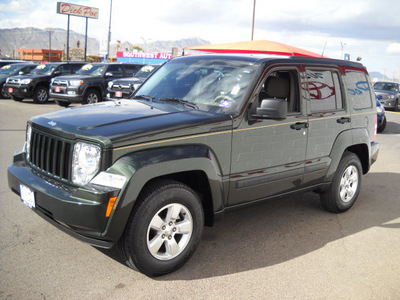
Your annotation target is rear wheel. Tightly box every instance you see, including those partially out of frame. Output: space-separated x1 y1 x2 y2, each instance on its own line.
119 180 204 277
320 152 362 213
83 89 100 104
33 86 49 103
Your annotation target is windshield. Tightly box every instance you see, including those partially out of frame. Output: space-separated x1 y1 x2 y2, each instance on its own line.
134 65 159 79
135 57 259 114
374 82 399 92
31 64 57 75
76 64 107 76
0 64 23 74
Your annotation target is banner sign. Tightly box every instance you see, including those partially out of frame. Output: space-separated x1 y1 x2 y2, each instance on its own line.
118 51 172 60
57 2 99 19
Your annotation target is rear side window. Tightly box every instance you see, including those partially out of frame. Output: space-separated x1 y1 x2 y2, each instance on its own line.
343 71 373 109
124 65 142 76
305 69 343 112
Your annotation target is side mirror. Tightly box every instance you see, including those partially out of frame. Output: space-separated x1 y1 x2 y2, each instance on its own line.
18 71 24 75
252 98 287 120
105 72 114 78
53 70 61 76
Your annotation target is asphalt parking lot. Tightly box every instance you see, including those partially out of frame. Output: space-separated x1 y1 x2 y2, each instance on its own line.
1 98 400 300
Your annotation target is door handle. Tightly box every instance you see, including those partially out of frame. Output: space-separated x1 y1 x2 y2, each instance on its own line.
337 117 351 124
290 122 309 130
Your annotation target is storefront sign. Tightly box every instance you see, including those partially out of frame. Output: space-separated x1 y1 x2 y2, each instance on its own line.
118 51 172 60
57 2 99 19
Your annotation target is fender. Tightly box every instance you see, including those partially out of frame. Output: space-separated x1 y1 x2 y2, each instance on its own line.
324 128 371 182
101 144 226 241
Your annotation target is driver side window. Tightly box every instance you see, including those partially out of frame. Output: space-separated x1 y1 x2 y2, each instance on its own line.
257 69 300 114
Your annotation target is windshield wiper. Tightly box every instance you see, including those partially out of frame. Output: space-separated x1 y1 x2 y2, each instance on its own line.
132 95 155 102
159 97 198 109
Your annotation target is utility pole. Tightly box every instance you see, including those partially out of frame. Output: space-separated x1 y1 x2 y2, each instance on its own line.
107 0 113 61
251 0 256 41
48 30 52 62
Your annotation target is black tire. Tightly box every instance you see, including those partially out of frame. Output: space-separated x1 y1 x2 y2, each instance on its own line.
320 152 362 213
119 180 204 277
10 94 23 101
395 99 399 111
377 115 387 133
55 100 71 107
33 86 49 103
83 89 100 104
0 85 11 99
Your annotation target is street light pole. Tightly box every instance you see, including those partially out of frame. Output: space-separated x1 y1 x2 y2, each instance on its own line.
251 0 256 41
107 0 113 61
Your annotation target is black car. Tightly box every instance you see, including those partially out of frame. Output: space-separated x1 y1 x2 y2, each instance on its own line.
0 59 24 68
50 62 144 107
4 62 85 103
0 62 37 99
107 64 160 100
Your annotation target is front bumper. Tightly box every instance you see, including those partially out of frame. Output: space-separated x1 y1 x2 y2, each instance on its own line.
49 90 84 103
379 98 397 110
7 150 120 248
5 85 33 98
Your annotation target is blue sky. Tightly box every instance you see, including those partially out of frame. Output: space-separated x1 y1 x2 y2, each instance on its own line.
1 0 400 78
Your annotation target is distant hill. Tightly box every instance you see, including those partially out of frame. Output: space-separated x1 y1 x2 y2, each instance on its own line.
369 71 398 82
0 27 210 58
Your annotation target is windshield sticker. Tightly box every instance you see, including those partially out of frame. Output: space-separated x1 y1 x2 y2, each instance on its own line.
230 85 240 96
141 66 154 72
36 64 46 69
1 65 11 69
82 64 93 70
218 99 232 108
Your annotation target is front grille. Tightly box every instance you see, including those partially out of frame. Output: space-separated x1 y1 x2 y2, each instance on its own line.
52 80 68 86
29 129 73 181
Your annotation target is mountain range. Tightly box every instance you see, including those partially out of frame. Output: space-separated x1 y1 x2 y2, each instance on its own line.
0 27 210 58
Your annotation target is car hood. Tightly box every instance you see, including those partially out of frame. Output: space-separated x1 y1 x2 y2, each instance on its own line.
30 99 232 149
54 74 102 81
374 89 397 95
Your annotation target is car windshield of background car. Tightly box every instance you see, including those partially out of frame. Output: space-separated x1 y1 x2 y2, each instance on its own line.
31 64 56 75
76 64 107 76
374 82 399 92
0 64 21 74
135 59 259 114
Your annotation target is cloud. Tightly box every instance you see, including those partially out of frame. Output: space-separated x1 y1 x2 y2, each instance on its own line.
386 43 400 55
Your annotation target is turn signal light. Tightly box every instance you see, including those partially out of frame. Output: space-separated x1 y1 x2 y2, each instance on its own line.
106 196 118 217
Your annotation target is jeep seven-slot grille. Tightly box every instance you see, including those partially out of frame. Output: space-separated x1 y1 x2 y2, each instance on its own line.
29 130 72 181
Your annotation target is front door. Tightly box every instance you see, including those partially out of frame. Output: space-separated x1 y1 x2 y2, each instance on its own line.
228 66 309 206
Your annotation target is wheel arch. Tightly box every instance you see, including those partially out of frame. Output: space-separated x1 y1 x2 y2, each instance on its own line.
103 145 225 242
325 128 372 182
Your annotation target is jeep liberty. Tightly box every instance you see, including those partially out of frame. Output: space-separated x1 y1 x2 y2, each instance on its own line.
8 54 379 276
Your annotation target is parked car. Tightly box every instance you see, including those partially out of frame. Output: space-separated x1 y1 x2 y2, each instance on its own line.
4 62 85 103
0 59 24 68
0 62 37 99
376 96 387 132
106 64 160 100
50 62 144 107
8 54 379 276
373 81 400 111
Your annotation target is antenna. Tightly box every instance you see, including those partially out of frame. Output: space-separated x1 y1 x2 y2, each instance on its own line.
321 42 327 57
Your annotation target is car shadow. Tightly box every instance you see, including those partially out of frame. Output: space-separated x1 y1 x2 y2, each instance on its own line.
97 172 400 280
379 119 400 134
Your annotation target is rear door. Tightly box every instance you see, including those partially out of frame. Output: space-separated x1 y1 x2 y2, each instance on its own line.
302 67 350 186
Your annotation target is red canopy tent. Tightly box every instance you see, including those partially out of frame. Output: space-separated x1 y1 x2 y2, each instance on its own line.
184 40 325 58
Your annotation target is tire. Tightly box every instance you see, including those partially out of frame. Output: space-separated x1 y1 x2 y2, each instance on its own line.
33 86 49 103
55 100 71 107
10 94 23 101
119 180 204 277
377 115 387 133
395 99 399 111
83 89 100 104
0 85 10 99
320 152 362 213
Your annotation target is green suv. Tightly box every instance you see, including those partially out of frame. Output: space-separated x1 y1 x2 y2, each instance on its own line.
8 54 379 276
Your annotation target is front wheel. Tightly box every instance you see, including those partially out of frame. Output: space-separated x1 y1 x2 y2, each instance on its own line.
83 89 100 104
320 152 362 213
0 85 10 99
377 115 387 133
119 180 204 277
33 86 49 103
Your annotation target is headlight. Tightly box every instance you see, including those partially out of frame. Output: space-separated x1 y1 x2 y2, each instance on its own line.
20 79 32 85
70 80 83 86
26 124 32 161
108 81 114 88
376 106 383 115
389 94 395 99
72 142 101 186
133 83 141 90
